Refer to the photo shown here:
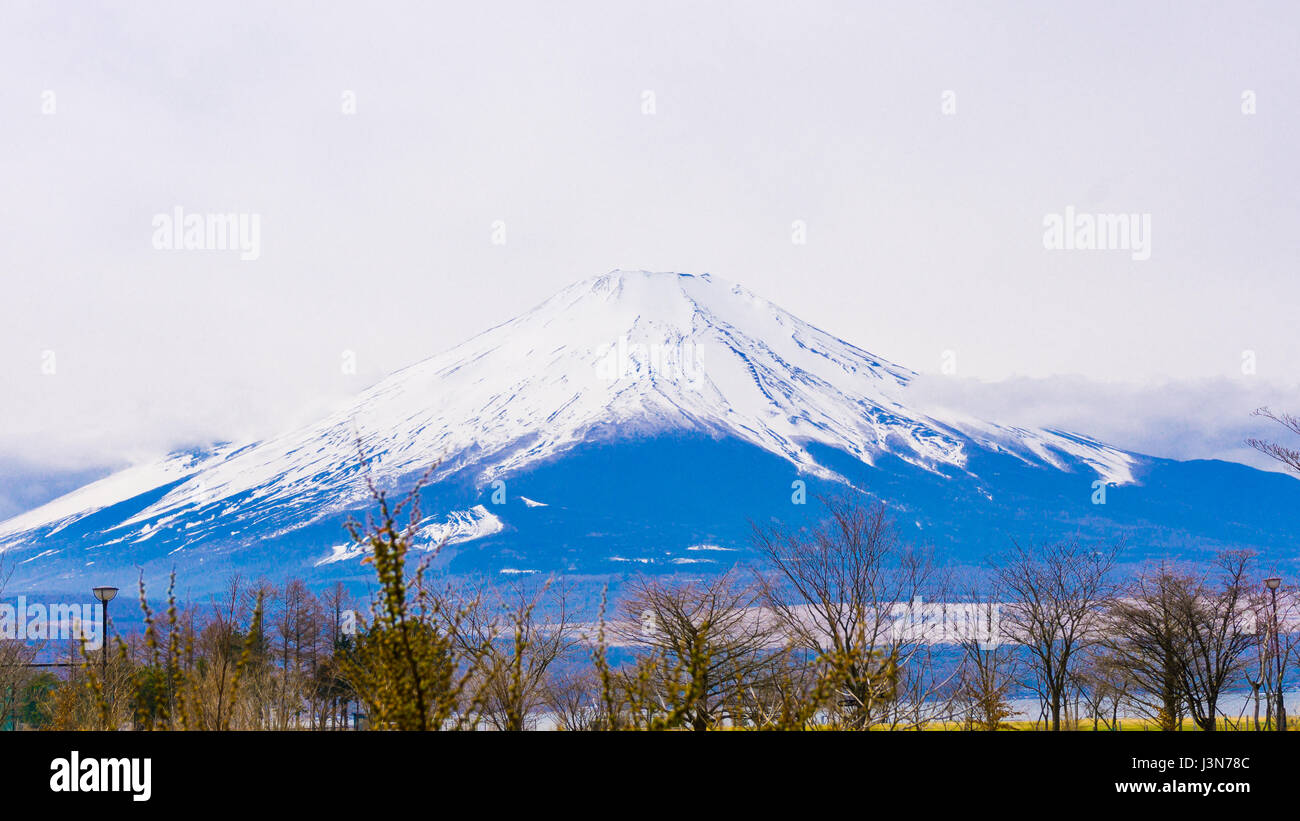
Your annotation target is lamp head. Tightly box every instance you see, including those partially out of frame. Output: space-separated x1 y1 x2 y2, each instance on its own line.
92 586 119 603
1265 577 1282 591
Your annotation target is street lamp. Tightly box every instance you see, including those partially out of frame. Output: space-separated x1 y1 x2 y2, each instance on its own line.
92 586 118 701
1264 578 1285 731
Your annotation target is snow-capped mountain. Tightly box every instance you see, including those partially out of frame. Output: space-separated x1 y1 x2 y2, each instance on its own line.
3 271 1298 593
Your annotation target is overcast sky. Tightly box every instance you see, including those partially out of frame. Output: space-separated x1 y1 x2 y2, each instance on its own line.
2 1 1298 488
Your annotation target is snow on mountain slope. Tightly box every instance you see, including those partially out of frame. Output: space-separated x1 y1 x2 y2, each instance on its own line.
0 270 1134 550
314 505 504 566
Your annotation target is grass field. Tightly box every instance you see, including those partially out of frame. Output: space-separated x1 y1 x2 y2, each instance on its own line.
910 718 1287 731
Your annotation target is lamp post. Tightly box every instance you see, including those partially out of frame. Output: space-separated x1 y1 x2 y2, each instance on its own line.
92 586 118 704
1265 577 1284 731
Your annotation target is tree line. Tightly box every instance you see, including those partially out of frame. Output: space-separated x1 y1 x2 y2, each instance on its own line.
4 490 1294 732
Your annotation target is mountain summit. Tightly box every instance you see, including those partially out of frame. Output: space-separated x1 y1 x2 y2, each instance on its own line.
2 271 1297 592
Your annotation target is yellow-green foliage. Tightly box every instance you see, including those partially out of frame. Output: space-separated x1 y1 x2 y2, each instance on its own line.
338 473 486 730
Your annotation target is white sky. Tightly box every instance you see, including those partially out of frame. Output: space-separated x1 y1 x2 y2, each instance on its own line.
2 1 1298 474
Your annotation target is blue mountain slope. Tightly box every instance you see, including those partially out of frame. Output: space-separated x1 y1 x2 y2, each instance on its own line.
6 432 1298 597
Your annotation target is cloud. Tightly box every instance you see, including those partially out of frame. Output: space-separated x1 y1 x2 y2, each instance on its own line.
3 3 1299 497
906 373 1300 473
0 458 115 522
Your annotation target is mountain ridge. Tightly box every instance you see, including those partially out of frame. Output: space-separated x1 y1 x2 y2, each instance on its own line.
2 270 1293 593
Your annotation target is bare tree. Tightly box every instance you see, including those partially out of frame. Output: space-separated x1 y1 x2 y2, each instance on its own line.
753 496 944 729
266 578 325 728
1073 650 1129 731
952 579 1018 731
1262 582 1299 730
993 539 1120 731
457 577 578 731
1247 407 1300 475
1104 562 1192 730
1243 408 1300 729
318 582 356 729
614 569 780 731
542 664 605 731
1171 550 1259 732
1242 627 1269 731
